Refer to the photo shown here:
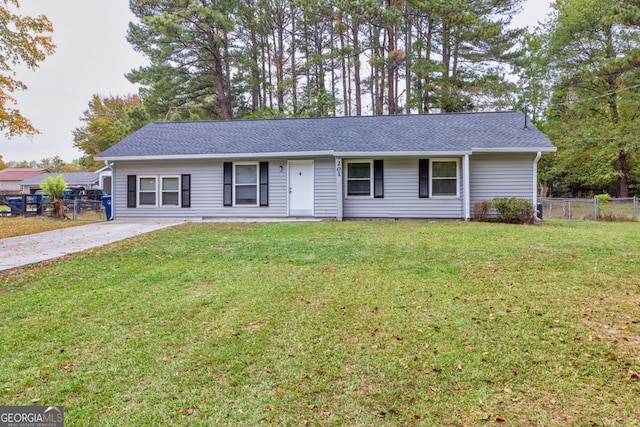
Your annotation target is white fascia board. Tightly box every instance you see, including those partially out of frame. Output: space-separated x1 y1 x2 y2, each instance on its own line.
472 147 557 154
335 151 472 158
96 151 335 161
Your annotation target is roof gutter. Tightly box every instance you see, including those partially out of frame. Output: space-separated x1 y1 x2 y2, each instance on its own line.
335 151 472 158
96 151 336 161
472 147 557 154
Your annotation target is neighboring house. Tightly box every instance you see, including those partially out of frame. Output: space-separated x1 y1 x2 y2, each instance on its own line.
20 172 100 194
96 111 556 221
0 168 47 192
95 165 112 195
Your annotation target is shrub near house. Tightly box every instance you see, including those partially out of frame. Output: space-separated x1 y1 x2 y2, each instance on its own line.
474 197 535 224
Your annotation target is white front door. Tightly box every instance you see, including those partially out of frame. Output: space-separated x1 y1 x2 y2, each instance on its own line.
288 160 314 216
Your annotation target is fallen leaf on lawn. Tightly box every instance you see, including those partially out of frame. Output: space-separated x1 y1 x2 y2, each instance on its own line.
510 366 518 375
430 386 437 392
495 414 507 422
308 404 316 409
322 410 331 416
482 414 491 421
550 398 557 404
187 407 194 415
628 370 640 381
503 388 512 393
245 322 262 331
456 364 463 371
31 398 40 403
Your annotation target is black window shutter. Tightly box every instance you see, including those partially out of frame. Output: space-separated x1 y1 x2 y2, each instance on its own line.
373 160 384 198
127 175 137 208
223 162 232 206
419 159 429 198
181 174 191 208
259 161 269 207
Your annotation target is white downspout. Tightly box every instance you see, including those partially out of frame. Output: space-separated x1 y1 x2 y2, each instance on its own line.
463 154 471 221
533 151 542 220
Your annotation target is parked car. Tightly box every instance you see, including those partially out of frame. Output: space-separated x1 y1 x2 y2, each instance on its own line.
83 189 108 200
65 186 85 201
64 188 108 212
65 187 107 201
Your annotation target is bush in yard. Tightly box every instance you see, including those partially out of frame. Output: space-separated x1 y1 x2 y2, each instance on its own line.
492 197 535 224
595 193 611 220
473 200 492 222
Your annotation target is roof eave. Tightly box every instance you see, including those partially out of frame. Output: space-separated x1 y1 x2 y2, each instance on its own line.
335 151 472 157
97 147 557 161
472 147 557 154
96 151 336 161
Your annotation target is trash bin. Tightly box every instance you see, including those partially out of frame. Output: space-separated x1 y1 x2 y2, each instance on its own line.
102 195 113 220
7 197 22 215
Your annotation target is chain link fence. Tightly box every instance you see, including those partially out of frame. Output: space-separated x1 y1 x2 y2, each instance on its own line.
540 197 638 221
0 194 107 220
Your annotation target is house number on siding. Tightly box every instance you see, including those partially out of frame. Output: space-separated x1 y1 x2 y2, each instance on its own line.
336 160 342 177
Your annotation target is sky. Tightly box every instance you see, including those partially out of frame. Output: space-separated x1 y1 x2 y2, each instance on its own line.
0 0 553 164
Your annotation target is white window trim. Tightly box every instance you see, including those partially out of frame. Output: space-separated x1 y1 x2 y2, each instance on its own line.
429 158 460 198
160 175 181 207
345 160 373 198
138 176 158 207
233 162 259 207
138 175 183 208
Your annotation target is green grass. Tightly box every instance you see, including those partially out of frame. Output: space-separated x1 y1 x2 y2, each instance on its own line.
1 221 639 426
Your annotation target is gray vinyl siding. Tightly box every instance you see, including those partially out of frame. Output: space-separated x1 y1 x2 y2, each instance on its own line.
343 157 464 219
113 159 290 220
112 158 336 220
469 153 534 206
112 154 535 221
313 158 337 218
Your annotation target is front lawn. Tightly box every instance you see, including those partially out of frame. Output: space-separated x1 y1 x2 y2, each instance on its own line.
0 221 638 426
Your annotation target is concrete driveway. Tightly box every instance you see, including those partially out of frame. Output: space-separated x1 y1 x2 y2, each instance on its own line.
0 221 182 272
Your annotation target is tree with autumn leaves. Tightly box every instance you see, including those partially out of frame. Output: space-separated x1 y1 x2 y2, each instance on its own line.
72 94 149 169
0 0 55 137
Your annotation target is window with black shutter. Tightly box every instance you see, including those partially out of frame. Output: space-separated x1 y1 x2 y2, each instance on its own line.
181 174 191 208
419 159 429 198
223 162 232 206
259 162 269 207
373 160 384 198
127 175 137 208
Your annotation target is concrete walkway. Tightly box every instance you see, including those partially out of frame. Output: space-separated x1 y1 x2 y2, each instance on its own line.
0 221 182 272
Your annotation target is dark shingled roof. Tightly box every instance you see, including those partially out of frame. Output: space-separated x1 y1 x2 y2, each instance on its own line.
97 111 555 159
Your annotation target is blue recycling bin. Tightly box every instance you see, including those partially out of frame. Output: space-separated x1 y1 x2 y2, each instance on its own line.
101 195 113 220
7 197 22 214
